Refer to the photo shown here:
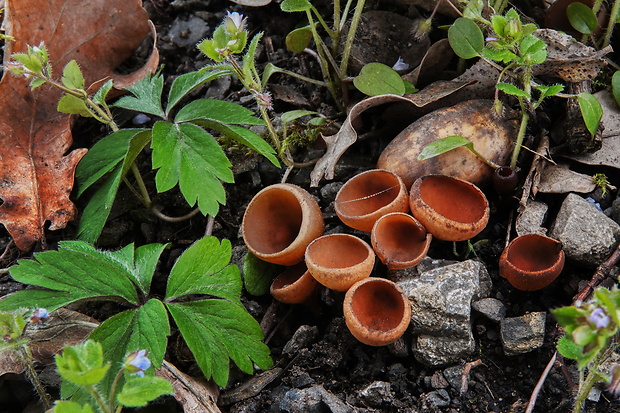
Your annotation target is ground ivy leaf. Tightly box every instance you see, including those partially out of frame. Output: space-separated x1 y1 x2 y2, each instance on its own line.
151 121 233 216
556 335 582 360
496 82 529 98
113 74 165 118
280 0 312 12
418 135 474 161
448 17 484 59
53 401 94 413
567 2 598 35
353 62 405 96
61 60 85 90
117 376 173 407
57 94 91 117
285 25 314 53
165 237 242 302
166 299 273 387
3 243 140 306
577 92 603 137
92 79 114 106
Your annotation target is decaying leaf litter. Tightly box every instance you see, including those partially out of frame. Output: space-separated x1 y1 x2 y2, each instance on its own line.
0 0 620 412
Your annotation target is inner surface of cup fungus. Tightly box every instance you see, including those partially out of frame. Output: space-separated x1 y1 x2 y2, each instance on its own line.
371 212 431 269
410 175 489 241
344 277 411 346
335 169 408 232
305 234 375 291
242 183 324 265
500 233 565 291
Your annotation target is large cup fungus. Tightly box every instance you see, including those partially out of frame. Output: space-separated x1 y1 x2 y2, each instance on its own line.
409 175 489 241
499 233 565 291
242 183 324 266
343 277 411 346
371 212 431 270
270 262 318 304
335 169 409 232
305 233 375 292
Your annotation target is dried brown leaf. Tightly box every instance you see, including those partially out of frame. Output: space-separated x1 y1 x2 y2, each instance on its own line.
0 0 157 250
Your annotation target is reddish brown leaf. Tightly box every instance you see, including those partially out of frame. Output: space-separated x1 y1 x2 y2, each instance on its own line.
0 0 157 250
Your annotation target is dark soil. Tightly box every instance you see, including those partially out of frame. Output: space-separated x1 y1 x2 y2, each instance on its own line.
2 0 620 412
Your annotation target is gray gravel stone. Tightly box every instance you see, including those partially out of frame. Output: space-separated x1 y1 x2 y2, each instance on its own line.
472 298 507 322
358 381 392 407
550 193 620 267
279 385 352 413
283 325 319 357
397 259 491 366
500 312 546 355
515 199 548 236
423 389 451 408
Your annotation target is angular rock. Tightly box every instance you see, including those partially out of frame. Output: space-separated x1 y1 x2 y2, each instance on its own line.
550 193 620 267
500 312 546 355
358 381 393 407
515 199 548 236
472 298 507 322
283 325 319 357
422 389 451 408
279 385 351 413
397 259 492 366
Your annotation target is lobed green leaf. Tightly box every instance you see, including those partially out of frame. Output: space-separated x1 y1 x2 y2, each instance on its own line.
166 237 242 302
167 68 231 115
167 299 273 387
113 74 165 118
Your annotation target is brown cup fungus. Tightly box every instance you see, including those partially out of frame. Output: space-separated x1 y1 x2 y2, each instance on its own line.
305 234 375 292
371 212 432 270
343 277 411 346
499 233 565 291
270 263 318 304
409 175 489 241
335 169 409 232
242 183 324 266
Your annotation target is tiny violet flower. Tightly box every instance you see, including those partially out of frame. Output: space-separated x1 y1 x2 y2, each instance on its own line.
224 11 247 35
392 57 409 71
124 349 151 377
252 89 273 110
586 197 603 211
589 307 610 329
29 308 49 324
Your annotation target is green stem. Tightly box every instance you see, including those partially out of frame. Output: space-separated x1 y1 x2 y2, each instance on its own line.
130 162 152 208
108 368 124 413
17 345 52 410
310 6 336 39
87 385 111 413
602 0 620 48
339 0 366 77
267 66 328 87
510 110 529 169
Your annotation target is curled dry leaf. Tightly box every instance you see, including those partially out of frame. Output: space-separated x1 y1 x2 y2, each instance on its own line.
537 163 597 194
0 0 158 250
310 80 475 186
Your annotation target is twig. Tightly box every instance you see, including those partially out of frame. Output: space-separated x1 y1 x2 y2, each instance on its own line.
204 215 215 237
460 359 485 395
525 351 557 413
151 205 201 223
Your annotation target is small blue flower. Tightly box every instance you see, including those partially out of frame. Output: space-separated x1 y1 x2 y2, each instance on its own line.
29 308 49 324
224 11 247 35
124 349 151 377
589 307 610 329
392 57 409 71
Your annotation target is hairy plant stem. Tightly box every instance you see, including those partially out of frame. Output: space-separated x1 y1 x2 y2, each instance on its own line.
108 368 124 413
339 0 365 77
602 0 620 48
573 337 618 413
510 65 532 169
16 344 51 410
87 384 111 413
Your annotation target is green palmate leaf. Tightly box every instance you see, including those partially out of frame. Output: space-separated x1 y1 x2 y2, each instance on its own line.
56 340 110 387
0 289 74 314
556 335 582 360
58 94 92 117
0 241 142 312
74 129 151 243
577 92 603 137
92 79 114 106
151 121 232 216
280 0 312 12
286 26 314 53
448 18 484 59
113 74 165 118
166 68 231 115
353 63 406 96
61 60 85 90
227 125 279 166
242 252 282 296
175 99 264 126
481 46 516 64
53 401 94 413
117 376 174 407
88 300 170 397
166 299 273 387
496 82 530 98
613 71 620 108
567 2 598 35
418 135 474 161
165 237 242 302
